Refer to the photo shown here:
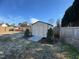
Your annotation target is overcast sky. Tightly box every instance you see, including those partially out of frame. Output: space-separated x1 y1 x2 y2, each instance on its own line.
0 0 74 25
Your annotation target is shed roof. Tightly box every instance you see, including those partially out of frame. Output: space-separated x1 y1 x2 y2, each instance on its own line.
32 21 53 26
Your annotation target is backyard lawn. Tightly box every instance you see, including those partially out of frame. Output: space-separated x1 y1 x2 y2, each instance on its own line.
0 37 79 59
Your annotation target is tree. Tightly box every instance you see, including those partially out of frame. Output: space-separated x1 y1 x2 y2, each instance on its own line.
56 19 60 27
54 19 60 38
61 0 79 27
47 28 53 43
11 23 15 27
18 21 27 27
6 23 10 26
48 18 54 25
24 29 31 37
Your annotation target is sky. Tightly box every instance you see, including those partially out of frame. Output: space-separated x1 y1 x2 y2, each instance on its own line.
0 0 74 25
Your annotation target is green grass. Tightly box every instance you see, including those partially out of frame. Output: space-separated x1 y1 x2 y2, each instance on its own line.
0 38 12 42
0 38 18 42
61 42 79 59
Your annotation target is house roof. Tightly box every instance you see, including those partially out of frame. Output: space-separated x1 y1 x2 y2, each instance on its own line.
2 24 8 27
32 21 53 26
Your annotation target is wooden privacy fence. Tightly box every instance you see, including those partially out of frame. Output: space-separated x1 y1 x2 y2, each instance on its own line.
60 27 79 48
60 27 79 39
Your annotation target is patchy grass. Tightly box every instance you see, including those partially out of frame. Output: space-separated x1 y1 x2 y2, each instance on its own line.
0 37 79 59
0 37 19 42
0 38 12 42
61 42 79 59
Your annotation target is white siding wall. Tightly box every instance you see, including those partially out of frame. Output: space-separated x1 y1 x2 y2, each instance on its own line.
31 22 53 38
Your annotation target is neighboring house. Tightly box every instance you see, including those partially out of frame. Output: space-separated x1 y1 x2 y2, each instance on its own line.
31 21 53 38
17 22 31 32
2 24 8 27
20 25 31 31
0 22 31 33
0 23 15 32
17 25 31 32
0 23 8 32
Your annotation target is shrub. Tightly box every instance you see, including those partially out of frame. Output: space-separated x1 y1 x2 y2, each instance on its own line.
47 28 54 43
24 29 31 38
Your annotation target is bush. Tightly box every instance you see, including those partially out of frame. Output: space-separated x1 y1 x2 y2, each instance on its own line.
54 33 60 38
24 29 31 38
47 28 54 43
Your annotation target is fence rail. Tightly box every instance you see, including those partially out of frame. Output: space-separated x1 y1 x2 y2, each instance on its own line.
60 27 79 48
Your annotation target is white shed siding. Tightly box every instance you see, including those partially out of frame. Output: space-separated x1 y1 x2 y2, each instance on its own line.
31 22 53 38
